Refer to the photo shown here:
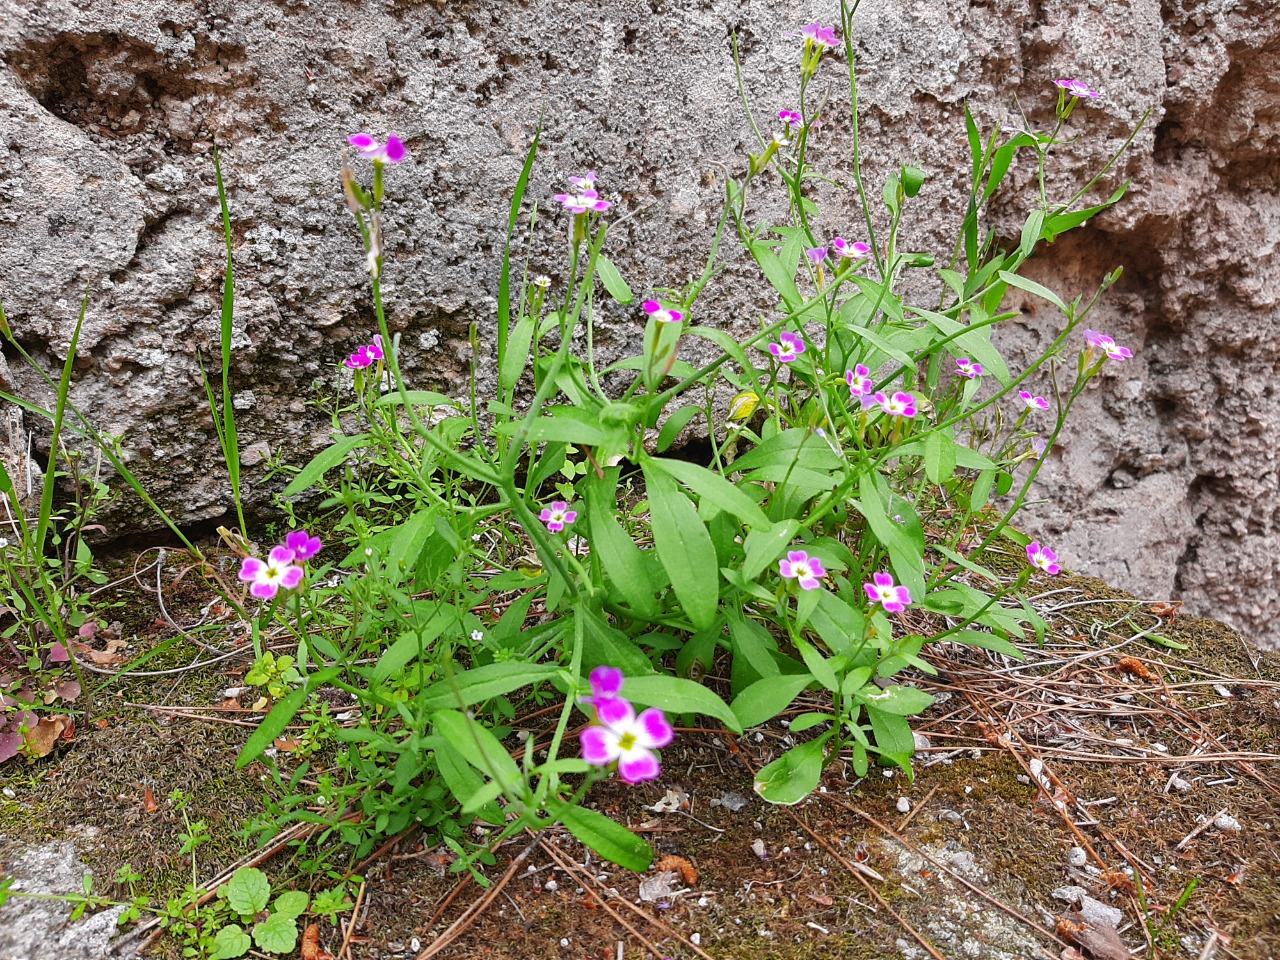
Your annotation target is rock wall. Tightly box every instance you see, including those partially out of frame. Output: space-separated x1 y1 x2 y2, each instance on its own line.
0 0 1277 646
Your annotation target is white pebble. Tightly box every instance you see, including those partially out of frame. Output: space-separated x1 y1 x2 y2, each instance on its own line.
1068 847 1088 867
896 797 911 813
1214 813 1242 833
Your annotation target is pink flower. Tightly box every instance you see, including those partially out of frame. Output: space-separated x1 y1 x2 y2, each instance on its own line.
874 391 918 417
779 550 826 591
799 21 840 49
955 358 983 379
554 173 612 214
1083 329 1132 361
832 237 871 259
864 572 911 613
1026 541 1061 576
1019 390 1050 411
768 331 806 363
846 364 874 402
284 530 322 562
1031 437 1049 459
580 697 674 784
344 345 377 369
347 132 407 164
539 500 578 533
238 545 305 600
643 299 684 324
778 110 802 134
1054 79 1101 99
805 246 829 265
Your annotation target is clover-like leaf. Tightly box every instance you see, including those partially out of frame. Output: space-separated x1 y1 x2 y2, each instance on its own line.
225 867 270 916
253 911 300 954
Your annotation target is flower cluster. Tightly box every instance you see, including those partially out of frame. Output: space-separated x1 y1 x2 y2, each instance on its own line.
344 333 385 369
643 300 684 324
1083 329 1132 361
831 237 872 260
1054 78 1101 99
779 110 802 135
779 550 825 591
554 172 612 214
768 331 806 363
846 364 875 405
1026 541 1062 576
238 530 322 600
865 572 912 612
347 133 407 164
540 500 578 533
579 666 674 784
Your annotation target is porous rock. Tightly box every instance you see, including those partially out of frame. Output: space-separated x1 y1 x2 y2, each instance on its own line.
0 1 1278 645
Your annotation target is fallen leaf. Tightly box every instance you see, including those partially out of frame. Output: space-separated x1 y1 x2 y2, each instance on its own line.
144 785 159 814
300 923 321 960
72 638 129 666
1115 657 1158 682
22 715 69 758
1147 600 1182 618
54 680 81 703
275 738 301 752
1071 922 1130 960
638 871 681 902
95 718 109 730
47 643 70 663
655 854 698 886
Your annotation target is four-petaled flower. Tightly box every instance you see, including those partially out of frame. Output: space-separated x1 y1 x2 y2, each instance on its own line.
955 358 983 379
1026 541 1062 576
643 299 684 324
805 246 828 265
239 545 305 600
554 172 612 214
865 572 912 612
1083 329 1133 361
779 550 826 591
778 110 802 134
874 391 918 417
799 21 840 49
580 695 675 784
1054 79 1101 99
832 237 872 259
284 530 322 561
846 364 874 404
1019 390 1050 411
768 331 806 363
540 500 578 533
1031 437 1049 459
348 132 407 164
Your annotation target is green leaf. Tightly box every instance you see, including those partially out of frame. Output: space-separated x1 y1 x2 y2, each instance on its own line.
236 668 340 769
371 614 452 686
433 709 522 790
1042 183 1127 242
731 673 814 729
272 891 309 921
596 255 634 304
795 638 839 692
557 804 653 871
623 675 742 733
858 684 934 716
501 312 538 395
645 456 769 529
924 426 957 486
945 628 1022 658
498 126 539 390
579 604 652 677
866 706 916 767
374 390 460 409
997 271 1068 314
753 737 827 805
209 924 251 960
741 519 800 581
435 738 503 824
642 464 719 631
728 615 780 679
1019 208 1045 259
252 912 299 954
853 473 925 603
656 405 701 453
583 472 660 618
515 407 616 447
281 434 372 497
749 241 803 313
225 867 270 915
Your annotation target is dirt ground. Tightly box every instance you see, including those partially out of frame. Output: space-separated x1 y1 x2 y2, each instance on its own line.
2 553 1279 960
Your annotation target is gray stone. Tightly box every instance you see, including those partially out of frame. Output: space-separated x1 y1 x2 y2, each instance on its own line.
0 1 1277 645
0 837 134 960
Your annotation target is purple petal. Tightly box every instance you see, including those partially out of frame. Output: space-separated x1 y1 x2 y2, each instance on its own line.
239 557 265 582
642 300 661 315
347 133 377 150
250 581 279 600
383 134 407 163
595 696 635 729
617 749 661 784
590 666 625 699
580 726 620 765
278 566 304 590
808 557 827 577
635 708 674 748
268 545 296 565
779 560 796 578
787 550 808 564
873 571 895 588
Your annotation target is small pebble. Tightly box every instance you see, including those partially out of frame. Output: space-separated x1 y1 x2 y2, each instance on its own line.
544 879 558 891
896 797 911 813
691 933 702 945
1170 775 1192 792
1068 847 1088 868
560 938 571 948
410 938 421 953
751 838 768 859
1214 813 1243 833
